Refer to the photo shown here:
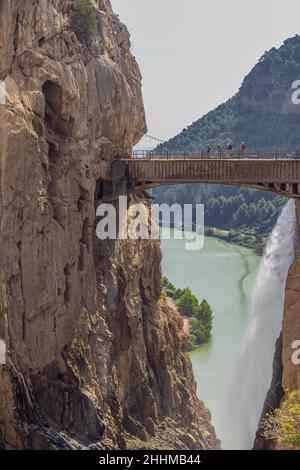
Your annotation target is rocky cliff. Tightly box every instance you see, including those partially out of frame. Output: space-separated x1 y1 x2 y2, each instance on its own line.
282 200 300 393
0 0 218 450
254 200 300 450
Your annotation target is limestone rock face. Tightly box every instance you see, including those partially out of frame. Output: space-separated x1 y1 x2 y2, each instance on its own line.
282 200 300 391
255 200 300 449
0 0 218 449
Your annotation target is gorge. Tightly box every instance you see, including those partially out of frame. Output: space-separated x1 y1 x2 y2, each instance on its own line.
161 228 261 449
161 200 297 450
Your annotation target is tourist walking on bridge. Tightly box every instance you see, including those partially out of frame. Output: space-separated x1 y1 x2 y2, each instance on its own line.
207 144 211 156
240 141 246 156
227 143 233 157
216 144 222 157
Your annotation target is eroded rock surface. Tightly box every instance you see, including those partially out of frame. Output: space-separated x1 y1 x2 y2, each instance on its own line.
282 200 300 392
255 200 300 449
0 0 218 449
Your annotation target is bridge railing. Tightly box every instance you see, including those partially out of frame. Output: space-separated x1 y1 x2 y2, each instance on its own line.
131 148 300 159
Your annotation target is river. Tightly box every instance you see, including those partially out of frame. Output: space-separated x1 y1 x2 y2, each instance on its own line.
161 202 296 450
160 228 261 449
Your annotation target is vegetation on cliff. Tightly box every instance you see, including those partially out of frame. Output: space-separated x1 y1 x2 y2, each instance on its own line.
261 390 300 448
162 277 213 350
70 0 95 40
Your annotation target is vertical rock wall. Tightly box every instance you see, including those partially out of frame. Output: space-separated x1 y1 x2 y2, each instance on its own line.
282 200 300 391
0 0 218 450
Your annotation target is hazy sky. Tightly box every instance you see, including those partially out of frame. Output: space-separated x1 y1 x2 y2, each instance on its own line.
111 0 300 141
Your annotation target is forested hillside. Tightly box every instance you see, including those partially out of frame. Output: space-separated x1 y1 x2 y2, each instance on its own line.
157 35 300 151
153 185 285 253
153 36 300 250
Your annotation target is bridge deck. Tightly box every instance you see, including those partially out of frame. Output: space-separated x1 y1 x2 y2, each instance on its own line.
111 158 300 185
101 157 300 200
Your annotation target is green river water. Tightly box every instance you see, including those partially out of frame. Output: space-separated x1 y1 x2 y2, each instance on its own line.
160 228 261 449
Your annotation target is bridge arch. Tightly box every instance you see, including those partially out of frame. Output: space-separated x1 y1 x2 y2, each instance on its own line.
101 157 300 202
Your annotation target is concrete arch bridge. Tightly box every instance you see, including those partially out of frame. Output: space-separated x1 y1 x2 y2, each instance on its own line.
99 150 300 202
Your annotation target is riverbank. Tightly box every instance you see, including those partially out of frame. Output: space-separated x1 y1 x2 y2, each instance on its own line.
205 226 266 255
159 223 265 255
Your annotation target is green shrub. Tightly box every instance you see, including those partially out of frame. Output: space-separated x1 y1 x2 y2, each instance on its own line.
195 299 213 330
261 390 300 448
161 276 182 300
70 0 95 40
162 277 213 348
189 318 210 346
176 288 199 317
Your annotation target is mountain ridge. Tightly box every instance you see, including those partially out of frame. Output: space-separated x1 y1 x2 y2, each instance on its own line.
157 34 300 151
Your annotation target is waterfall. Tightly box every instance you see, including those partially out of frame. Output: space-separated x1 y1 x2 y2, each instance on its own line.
226 200 297 450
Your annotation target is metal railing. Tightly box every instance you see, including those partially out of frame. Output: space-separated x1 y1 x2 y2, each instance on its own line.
131 148 300 160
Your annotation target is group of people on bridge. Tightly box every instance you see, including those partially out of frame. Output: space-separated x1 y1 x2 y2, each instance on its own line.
206 142 247 157
133 143 300 159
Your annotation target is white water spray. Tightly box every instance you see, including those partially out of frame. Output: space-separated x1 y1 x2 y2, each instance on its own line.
226 200 297 450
